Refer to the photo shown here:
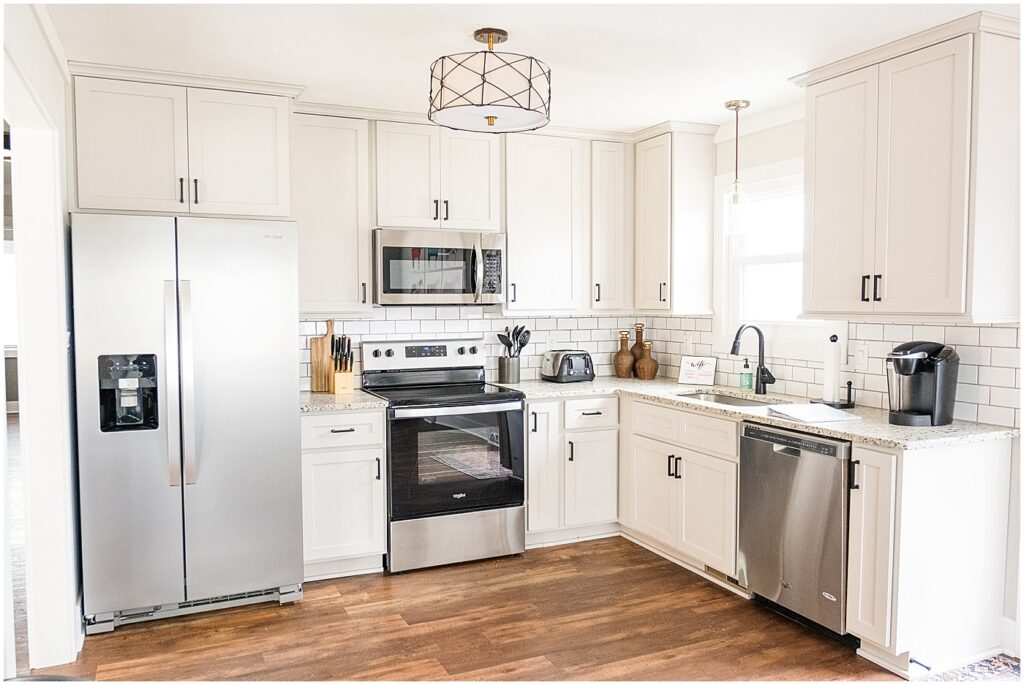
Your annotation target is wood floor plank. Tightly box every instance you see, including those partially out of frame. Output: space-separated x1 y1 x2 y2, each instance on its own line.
33 537 898 681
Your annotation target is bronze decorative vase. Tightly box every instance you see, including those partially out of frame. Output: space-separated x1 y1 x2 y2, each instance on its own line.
635 341 660 380
613 330 634 378
630 323 646 376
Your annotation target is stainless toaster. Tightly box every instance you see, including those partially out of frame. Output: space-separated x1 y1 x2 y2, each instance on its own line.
541 350 595 383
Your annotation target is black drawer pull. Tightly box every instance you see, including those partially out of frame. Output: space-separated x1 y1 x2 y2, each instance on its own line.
179 177 184 204
860 275 869 302
330 427 356 434
595 283 601 302
674 456 682 479
375 457 381 480
443 200 449 221
873 274 882 302
193 179 199 204
581 411 603 416
568 441 574 462
531 411 538 433
433 199 439 221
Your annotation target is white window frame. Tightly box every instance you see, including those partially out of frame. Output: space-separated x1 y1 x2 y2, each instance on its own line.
713 158 846 362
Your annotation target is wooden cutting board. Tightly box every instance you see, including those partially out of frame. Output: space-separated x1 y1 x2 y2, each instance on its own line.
309 320 335 392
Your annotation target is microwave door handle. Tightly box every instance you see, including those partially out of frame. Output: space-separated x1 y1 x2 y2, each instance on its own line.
473 241 484 302
392 401 523 419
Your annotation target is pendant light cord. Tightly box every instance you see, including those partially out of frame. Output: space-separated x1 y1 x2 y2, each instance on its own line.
734 107 740 186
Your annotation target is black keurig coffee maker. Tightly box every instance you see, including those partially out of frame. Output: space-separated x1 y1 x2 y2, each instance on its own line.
885 341 959 426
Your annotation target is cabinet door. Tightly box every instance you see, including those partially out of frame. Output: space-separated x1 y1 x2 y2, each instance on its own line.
846 446 897 647
440 129 501 231
676 449 737 575
634 134 672 310
375 121 441 228
564 429 618 527
627 435 677 547
74 77 190 212
506 134 584 310
291 114 371 314
302 448 385 562
803 66 879 315
591 141 633 310
527 402 562 533
186 88 290 216
874 35 972 315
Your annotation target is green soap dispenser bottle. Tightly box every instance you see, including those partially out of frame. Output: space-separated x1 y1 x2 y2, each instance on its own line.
739 358 754 390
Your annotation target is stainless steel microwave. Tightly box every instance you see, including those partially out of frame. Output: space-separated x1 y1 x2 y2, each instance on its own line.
373 229 506 305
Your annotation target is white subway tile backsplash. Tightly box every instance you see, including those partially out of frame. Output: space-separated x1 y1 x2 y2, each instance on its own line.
980 327 1017 348
883 324 913 342
989 387 1020 409
977 404 1016 427
978 366 1016 388
944 326 980 345
912 325 945 343
990 347 1020 368
956 346 992 366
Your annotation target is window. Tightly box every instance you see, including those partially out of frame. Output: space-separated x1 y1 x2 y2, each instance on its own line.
714 158 845 361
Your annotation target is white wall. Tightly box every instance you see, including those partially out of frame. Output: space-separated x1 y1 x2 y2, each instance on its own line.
716 118 803 175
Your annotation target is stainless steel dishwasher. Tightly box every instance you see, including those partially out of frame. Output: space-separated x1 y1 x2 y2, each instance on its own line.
737 422 851 635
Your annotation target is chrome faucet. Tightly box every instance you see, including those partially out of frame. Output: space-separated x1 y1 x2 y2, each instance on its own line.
731 324 776 394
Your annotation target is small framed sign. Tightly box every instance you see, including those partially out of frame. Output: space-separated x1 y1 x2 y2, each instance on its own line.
678 356 717 385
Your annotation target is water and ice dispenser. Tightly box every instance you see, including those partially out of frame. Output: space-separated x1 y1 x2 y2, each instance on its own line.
97 354 159 432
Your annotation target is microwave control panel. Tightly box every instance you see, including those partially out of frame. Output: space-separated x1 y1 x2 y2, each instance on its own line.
482 249 503 294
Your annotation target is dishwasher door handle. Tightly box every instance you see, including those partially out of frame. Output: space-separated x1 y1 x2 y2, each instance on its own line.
772 444 803 458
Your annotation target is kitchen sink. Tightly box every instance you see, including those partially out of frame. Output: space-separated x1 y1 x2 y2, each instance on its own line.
679 392 768 407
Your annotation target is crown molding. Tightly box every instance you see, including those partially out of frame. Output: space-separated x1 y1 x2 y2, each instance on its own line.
790 11 1019 87
33 5 71 82
634 120 719 142
68 61 305 98
713 102 804 143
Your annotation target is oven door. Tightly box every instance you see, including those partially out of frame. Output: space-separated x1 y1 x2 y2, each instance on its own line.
373 229 504 305
388 401 525 520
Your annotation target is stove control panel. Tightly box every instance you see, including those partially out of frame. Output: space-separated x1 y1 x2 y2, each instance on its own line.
363 337 486 372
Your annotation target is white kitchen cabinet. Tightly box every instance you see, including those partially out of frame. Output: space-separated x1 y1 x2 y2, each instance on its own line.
564 429 618 527
74 77 190 212
633 134 672 310
301 448 385 563
800 24 1019 322
526 401 562 533
506 134 584 310
186 88 290 216
675 448 737 576
872 35 972 315
627 435 677 548
590 141 633 309
375 121 500 230
846 445 897 647
291 114 371 314
803 66 879 315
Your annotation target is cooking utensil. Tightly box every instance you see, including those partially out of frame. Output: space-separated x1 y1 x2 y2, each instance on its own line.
515 330 531 357
497 333 514 356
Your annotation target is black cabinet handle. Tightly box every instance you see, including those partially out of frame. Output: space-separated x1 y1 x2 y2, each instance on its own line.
179 178 184 204
860 275 870 302
531 411 538 433
510 283 517 303
675 456 682 479
658 282 664 302
361 283 367 304
568 441 574 462
581 411 603 416
667 454 676 478
443 200 449 221
330 427 356 434
873 274 882 302
433 200 439 221
375 457 381 480
193 179 199 204
595 283 601 302
849 459 860 490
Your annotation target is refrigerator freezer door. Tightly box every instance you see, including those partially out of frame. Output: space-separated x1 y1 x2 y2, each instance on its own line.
176 217 302 599
72 214 186 615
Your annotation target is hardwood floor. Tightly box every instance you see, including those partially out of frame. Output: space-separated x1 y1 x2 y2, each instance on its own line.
35 537 897 681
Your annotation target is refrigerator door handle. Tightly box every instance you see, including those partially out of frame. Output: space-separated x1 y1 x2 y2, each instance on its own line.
164 280 182 487
180 279 198 484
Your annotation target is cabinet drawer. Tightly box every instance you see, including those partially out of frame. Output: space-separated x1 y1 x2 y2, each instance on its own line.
564 398 618 430
632 401 681 442
301 411 385 450
677 410 738 460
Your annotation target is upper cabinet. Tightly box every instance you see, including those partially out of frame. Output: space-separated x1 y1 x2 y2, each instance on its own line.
800 25 1019 322
375 121 500 231
505 134 585 310
74 77 290 217
591 141 634 311
291 114 371 315
633 129 716 314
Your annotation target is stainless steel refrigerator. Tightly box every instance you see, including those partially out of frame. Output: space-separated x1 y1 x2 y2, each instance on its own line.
71 213 302 634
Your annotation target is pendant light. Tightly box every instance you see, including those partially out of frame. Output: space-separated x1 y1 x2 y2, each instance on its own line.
725 99 750 205
429 28 551 133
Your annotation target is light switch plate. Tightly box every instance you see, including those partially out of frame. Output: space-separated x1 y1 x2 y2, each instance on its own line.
679 334 694 355
849 341 869 371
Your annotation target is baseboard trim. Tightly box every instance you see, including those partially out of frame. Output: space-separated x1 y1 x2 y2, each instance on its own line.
304 554 384 582
619 529 750 600
526 522 620 549
1001 615 1019 657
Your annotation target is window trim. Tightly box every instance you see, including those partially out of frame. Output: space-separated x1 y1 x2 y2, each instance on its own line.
713 158 846 362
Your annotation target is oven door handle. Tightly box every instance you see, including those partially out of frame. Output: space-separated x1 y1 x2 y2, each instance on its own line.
392 401 524 419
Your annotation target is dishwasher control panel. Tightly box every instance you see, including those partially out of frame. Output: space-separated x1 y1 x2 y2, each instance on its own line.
742 425 840 457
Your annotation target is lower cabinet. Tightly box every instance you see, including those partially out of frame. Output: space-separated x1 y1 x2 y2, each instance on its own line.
627 435 678 547
526 399 618 536
676 449 737 576
300 410 387 580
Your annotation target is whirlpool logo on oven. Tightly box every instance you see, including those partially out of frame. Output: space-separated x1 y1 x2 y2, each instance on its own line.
452 493 467 499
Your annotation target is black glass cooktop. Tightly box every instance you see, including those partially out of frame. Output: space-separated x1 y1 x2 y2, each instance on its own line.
364 382 524 409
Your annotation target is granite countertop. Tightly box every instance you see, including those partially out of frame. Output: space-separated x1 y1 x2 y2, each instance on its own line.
299 390 387 413
495 378 1019 451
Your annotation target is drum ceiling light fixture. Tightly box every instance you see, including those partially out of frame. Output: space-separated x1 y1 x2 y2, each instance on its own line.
429 28 551 134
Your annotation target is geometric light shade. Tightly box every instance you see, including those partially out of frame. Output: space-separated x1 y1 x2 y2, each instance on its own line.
429 50 551 133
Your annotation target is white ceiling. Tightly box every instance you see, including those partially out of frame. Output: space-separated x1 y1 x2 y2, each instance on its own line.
46 3 1019 133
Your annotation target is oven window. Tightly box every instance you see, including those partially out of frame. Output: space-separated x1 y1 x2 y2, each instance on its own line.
389 409 525 520
382 246 473 294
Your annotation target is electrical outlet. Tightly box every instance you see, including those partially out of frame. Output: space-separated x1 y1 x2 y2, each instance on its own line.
680 334 694 355
849 341 869 371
